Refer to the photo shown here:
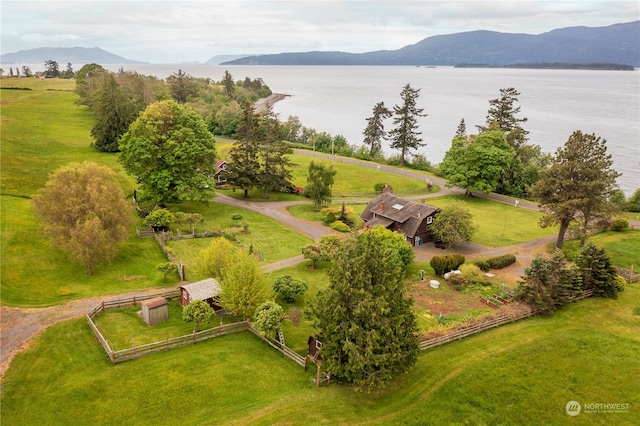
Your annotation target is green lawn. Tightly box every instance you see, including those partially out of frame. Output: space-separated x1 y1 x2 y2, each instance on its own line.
427 194 558 247
3 285 638 425
561 229 640 269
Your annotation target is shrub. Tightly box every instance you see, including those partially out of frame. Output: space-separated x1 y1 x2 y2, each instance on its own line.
475 260 490 272
323 211 336 225
374 183 387 193
143 208 176 231
330 220 351 232
609 218 629 231
487 254 517 269
430 254 466 276
273 275 308 302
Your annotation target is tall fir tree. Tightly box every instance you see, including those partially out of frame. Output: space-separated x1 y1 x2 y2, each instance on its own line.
256 105 294 198
576 242 621 298
310 229 419 392
388 84 427 167
362 101 392 157
90 73 136 152
227 102 261 198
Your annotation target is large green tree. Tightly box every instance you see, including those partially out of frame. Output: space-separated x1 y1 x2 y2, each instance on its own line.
304 160 337 211
310 229 419 392
529 130 621 249
476 87 529 149
90 73 137 152
388 84 427 167
193 237 238 280
119 100 217 203
576 242 621 299
362 101 392 157
440 131 513 195
74 63 107 107
32 162 132 275
431 201 476 249
226 102 261 198
182 300 215 332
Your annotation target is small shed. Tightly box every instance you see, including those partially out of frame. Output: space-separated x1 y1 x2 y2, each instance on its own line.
307 335 324 364
141 297 168 326
179 278 222 310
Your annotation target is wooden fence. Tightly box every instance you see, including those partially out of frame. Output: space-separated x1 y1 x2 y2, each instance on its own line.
87 293 307 367
419 289 594 351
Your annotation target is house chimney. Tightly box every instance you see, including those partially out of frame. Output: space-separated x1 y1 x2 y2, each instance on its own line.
380 201 385 212
383 185 393 194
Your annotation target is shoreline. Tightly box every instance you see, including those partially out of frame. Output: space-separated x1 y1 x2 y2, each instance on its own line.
253 93 289 113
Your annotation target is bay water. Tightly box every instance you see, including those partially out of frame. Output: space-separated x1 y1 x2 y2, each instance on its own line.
105 64 639 196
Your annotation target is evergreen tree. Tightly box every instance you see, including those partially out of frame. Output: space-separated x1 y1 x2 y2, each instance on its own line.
529 130 621 249
168 69 196 104
256 105 294 198
455 118 467 138
476 87 529 149
388 84 427 167
43 60 60 78
90 73 136 152
310 229 419 392
576 242 621 299
226 102 261 198
515 252 582 315
362 101 391 157
222 70 235 99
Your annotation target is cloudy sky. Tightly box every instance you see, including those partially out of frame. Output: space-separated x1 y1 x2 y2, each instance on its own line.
1 1 638 63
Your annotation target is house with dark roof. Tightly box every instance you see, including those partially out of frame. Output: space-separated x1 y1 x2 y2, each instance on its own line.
361 191 440 246
213 159 228 186
179 278 222 310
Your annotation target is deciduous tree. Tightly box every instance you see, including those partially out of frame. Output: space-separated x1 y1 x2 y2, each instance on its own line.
252 300 285 337
529 130 621 249
182 299 215 332
32 162 132 275
310 229 419 392
440 131 513 195
431 201 476 249
156 262 178 282
362 101 391 157
388 84 427 167
304 160 336 211
219 253 271 320
119 100 217 203
193 237 238 280
272 274 308 302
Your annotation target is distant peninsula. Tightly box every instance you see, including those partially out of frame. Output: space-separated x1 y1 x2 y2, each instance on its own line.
454 63 635 71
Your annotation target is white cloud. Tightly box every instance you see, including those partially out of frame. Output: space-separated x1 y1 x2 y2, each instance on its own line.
1 0 637 63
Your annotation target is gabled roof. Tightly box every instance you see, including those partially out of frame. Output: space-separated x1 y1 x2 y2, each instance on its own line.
361 193 439 237
141 296 168 309
179 278 221 301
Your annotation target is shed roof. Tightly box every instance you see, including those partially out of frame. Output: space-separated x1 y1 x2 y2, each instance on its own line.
141 296 168 309
179 278 222 301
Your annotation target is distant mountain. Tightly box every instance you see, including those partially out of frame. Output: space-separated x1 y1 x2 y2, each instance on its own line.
223 21 639 67
0 47 146 65
205 54 252 65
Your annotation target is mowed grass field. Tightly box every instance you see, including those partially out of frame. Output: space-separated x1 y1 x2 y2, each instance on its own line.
2 285 638 425
2 77 639 425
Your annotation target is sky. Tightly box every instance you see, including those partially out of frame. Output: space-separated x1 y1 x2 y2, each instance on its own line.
1 1 638 63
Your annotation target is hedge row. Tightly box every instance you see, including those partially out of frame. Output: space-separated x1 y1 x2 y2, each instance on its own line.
430 254 465 276
475 254 517 272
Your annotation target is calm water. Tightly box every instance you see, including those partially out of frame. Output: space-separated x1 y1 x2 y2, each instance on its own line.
105 64 639 195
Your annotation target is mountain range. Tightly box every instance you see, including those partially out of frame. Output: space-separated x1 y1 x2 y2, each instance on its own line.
1 21 638 67
223 21 639 66
0 47 146 65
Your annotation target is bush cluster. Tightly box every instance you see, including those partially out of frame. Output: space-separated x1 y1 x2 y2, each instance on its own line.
475 254 517 272
430 254 465 276
609 218 629 232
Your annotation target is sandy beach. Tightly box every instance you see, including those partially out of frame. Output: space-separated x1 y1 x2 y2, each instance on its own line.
253 93 289 113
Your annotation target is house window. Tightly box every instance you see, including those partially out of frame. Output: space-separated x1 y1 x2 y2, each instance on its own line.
426 216 433 224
